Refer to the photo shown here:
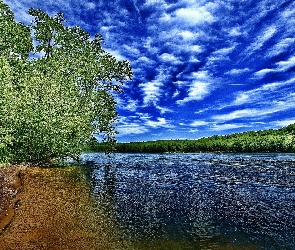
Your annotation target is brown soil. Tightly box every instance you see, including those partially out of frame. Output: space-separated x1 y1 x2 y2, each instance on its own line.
0 166 23 234
0 165 122 250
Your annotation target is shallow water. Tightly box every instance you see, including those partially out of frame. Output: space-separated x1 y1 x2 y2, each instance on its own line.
81 153 295 250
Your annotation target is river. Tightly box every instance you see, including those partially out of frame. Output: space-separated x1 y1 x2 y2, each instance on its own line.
81 153 295 250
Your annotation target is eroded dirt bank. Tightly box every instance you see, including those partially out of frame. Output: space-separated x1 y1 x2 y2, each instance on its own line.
0 166 23 234
0 165 121 250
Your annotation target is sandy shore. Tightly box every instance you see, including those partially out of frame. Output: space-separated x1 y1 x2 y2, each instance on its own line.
0 165 121 250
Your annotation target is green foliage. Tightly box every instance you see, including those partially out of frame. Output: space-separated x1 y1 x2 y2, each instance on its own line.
0 2 132 164
89 124 295 154
0 1 32 59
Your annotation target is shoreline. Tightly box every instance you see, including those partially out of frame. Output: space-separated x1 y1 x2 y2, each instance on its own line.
0 166 23 234
0 165 120 249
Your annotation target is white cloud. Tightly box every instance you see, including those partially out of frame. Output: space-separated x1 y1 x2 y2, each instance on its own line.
117 124 149 135
273 119 295 128
233 93 250 105
213 95 295 122
281 6 295 18
245 25 277 54
157 106 173 114
136 56 154 64
143 36 159 54
254 68 275 78
144 0 168 7
226 68 250 75
140 79 163 105
159 53 181 64
105 48 127 61
136 113 152 120
229 26 246 37
159 12 171 22
276 56 295 71
86 2 96 9
123 45 141 56
172 90 180 98
253 56 295 78
210 123 247 131
207 46 236 65
188 57 201 63
174 6 214 25
212 46 236 56
177 81 209 104
190 120 209 126
213 109 258 121
180 30 195 40
260 81 290 91
232 78 295 106
146 117 173 128
192 71 210 79
190 45 203 53
267 38 295 57
125 99 139 112
176 71 212 105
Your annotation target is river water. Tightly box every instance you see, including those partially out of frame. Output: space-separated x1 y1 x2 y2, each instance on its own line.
81 153 295 250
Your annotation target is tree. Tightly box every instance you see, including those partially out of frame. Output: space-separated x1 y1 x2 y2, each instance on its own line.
0 1 32 59
0 2 132 164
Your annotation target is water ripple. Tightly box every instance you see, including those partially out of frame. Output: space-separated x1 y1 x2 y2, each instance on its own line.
81 153 295 249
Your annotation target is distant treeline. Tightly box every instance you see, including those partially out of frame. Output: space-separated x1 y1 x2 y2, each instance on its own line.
88 124 295 153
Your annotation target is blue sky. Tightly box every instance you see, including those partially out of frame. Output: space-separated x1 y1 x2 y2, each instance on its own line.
4 0 295 142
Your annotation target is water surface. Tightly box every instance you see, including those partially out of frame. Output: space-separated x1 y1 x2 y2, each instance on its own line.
81 153 295 250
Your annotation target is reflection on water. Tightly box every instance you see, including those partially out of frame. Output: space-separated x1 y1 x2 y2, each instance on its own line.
81 153 295 250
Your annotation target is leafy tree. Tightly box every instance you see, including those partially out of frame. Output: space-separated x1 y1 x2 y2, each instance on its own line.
0 2 132 164
0 1 32 59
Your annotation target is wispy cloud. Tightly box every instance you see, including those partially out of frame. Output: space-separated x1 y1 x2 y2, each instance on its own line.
254 68 276 78
140 79 163 106
117 124 149 135
177 81 209 105
244 25 277 55
276 56 295 71
172 6 214 26
226 68 251 75
146 117 174 128
212 109 260 121
254 55 295 78
273 119 295 128
159 53 181 64
267 38 295 57
190 120 210 127
176 71 212 105
210 123 248 131
232 77 295 106
214 93 295 122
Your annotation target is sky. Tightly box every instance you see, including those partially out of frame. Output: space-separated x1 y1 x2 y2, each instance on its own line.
4 0 295 142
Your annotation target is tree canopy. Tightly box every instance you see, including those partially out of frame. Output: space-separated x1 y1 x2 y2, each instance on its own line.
0 1 132 164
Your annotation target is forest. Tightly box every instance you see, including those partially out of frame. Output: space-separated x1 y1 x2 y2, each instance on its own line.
88 123 295 153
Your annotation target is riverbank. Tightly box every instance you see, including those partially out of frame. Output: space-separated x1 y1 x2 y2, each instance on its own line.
0 166 23 234
0 165 120 250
